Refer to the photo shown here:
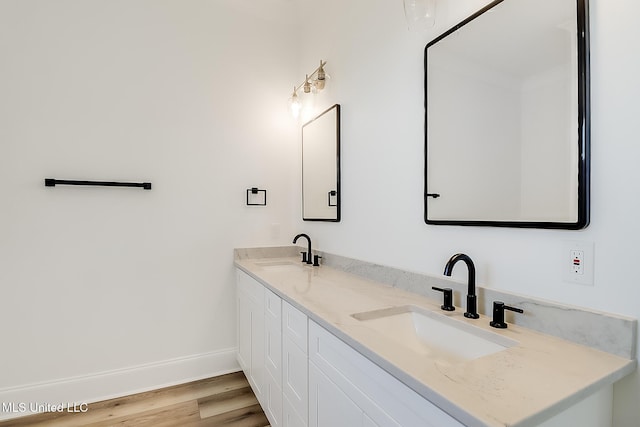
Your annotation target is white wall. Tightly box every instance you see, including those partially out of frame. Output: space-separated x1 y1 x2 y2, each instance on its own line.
0 0 298 406
294 0 640 425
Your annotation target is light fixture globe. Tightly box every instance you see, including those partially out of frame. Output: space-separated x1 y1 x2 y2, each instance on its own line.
288 87 301 119
403 0 436 31
315 60 326 90
303 74 311 93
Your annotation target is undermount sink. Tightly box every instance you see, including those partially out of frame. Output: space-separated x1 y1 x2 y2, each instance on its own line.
351 305 517 364
254 260 306 272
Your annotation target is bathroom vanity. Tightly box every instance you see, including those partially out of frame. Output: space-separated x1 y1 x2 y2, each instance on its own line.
234 248 636 427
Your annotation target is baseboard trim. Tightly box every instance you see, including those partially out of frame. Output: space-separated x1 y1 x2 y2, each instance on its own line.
0 348 240 421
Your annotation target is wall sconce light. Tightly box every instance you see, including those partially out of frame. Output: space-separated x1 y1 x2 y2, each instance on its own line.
288 60 328 118
403 0 436 31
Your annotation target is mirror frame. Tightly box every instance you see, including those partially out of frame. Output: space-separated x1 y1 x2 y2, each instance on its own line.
302 104 341 222
424 0 590 229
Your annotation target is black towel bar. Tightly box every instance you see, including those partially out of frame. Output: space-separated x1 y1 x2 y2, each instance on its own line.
45 179 152 190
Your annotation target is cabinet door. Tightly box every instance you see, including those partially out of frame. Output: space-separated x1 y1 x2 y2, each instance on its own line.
237 270 265 404
263 371 283 427
309 362 363 427
236 288 251 371
265 290 282 386
249 294 265 403
283 394 307 427
263 290 283 427
283 334 308 424
362 414 381 427
282 301 308 424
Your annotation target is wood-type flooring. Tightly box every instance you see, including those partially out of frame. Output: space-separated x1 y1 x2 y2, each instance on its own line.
0 372 269 427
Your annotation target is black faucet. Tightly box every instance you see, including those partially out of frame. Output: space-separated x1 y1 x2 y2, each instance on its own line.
292 233 313 264
444 253 479 319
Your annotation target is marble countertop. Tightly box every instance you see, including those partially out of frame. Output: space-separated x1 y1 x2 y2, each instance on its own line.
235 255 636 427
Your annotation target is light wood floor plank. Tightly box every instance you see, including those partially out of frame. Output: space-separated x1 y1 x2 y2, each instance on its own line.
198 386 259 419
86 401 200 427
202 403 269 427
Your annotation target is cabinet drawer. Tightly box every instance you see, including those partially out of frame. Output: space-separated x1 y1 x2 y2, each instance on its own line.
309 321 464 427
283 301 307 353
237 270 264 303
265 288 282 322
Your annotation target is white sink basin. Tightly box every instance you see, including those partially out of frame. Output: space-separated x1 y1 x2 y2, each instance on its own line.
351 305 517 364
254 260 307 272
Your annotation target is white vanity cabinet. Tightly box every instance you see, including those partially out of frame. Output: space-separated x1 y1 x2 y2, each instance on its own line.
237 270 309 427
237 269 461 427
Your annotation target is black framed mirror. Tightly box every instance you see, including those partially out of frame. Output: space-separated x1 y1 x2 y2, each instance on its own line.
424 0 590 229
302 104 341 221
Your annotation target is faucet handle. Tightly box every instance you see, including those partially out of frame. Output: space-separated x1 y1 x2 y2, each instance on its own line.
300 251 308 263
313 254 322 267
490 301 523 329
432 287 455 311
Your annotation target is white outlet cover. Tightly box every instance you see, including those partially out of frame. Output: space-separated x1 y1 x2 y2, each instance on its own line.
562 241 594 286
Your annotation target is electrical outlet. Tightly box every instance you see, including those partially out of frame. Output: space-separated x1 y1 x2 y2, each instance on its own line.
571 250 584 275
563 241 594 286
